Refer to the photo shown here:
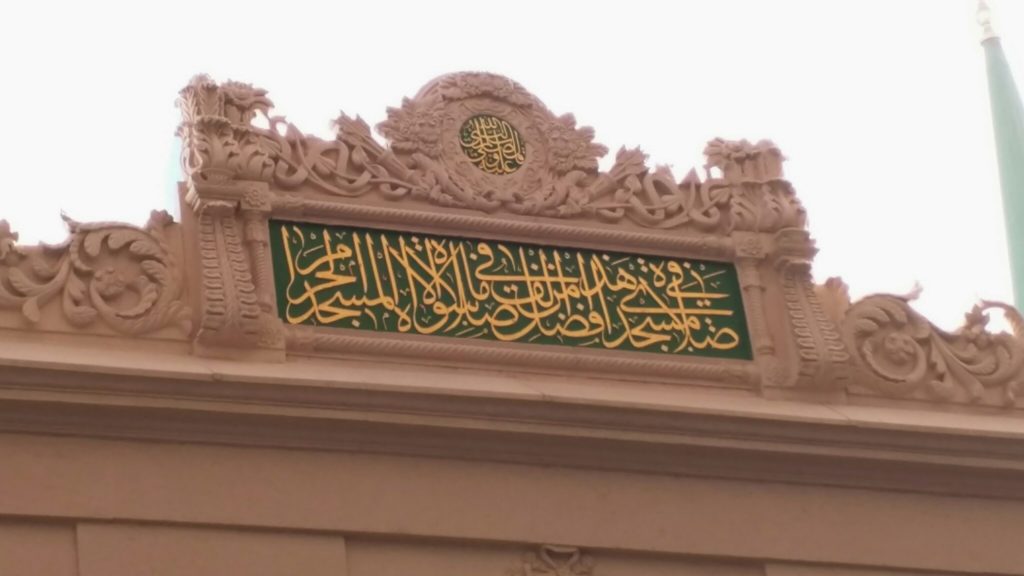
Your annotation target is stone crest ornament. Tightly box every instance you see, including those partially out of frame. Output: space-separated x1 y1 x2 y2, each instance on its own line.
377 72 608 214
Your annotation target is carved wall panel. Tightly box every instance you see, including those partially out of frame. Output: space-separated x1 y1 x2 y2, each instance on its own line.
176 73 812 384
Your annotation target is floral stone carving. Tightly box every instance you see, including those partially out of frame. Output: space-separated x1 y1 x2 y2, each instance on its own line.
179 74 806 235
0 211 191 336
842 291 1024 406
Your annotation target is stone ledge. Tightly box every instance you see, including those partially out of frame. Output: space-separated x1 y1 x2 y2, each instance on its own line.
1 335 1023 501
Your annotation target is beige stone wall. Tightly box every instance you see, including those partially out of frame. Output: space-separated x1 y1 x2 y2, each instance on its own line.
0 432 1020 576
0 520 984 576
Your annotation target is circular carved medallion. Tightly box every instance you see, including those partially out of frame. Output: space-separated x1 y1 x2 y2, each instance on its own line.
458 114 526 175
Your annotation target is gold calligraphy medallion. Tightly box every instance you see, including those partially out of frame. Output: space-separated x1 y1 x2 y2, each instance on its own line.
459 114 526 175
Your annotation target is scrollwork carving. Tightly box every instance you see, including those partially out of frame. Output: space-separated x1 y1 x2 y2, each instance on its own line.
843 294 1024 406
178 74 807 235
0 211 191 335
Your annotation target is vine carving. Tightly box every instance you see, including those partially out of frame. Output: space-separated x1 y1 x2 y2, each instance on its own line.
178 74 806 235
842 292 1024 406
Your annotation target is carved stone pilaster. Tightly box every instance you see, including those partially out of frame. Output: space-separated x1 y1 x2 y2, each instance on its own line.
178 76 285 358
240 186 286 351
733 232 773 355
191 197 261 350
240 186 273 313
732 231 779 388
771 228 851 392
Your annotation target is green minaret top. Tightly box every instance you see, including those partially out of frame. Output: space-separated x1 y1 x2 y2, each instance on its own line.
980 0 1024 307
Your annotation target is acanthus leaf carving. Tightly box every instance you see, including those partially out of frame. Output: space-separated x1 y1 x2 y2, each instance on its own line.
842 293 1024 406
176 75 275 185
0 211 192 336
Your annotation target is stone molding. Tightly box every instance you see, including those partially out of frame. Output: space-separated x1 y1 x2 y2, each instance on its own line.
286 325 757 388
1 341 1023 501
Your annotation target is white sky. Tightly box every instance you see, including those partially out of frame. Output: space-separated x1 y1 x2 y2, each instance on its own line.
2 0 1022 328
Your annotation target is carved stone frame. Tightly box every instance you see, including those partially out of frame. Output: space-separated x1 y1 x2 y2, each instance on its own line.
175 74 850 392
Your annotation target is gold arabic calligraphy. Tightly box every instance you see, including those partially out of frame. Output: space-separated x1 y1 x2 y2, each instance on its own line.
459 114 526 175
270 221 752 359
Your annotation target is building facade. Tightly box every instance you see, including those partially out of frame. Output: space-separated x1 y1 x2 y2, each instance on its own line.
0 73 1022 576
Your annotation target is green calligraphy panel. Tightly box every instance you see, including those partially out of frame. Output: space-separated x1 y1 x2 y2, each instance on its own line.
269 220 753 360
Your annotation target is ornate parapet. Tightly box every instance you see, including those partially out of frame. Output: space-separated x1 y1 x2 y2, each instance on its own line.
163 72 1024 410
3 71 1020 413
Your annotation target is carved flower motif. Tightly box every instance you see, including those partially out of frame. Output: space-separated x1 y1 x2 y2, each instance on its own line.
243 188 269 210
737 236 764 258
438 73 535 107
94 267 128 299
378 99 444 158
704 138 754 171
881 332 917 365
704 138 785 182
0 220 20 261
545 114 607 174
220 81 273 124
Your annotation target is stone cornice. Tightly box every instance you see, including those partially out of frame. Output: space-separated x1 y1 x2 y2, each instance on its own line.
1 336 1023 501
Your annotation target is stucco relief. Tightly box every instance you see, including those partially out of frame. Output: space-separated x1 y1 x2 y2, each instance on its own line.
179 74 804 236
819 279 1024 406
769 229 851 391
0 211 191 336
177 77 281 354
509 545 594 576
